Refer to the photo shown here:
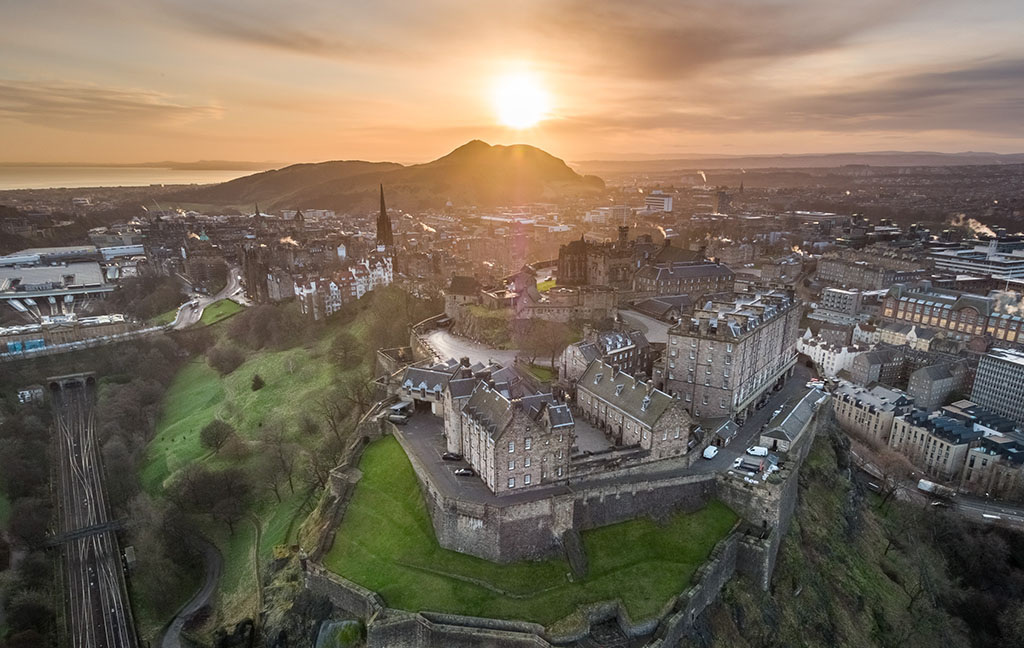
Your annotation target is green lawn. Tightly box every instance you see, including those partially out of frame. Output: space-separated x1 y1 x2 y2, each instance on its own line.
526 364 555 382
325 436 737 626
199 299 243 326
537 278 556 292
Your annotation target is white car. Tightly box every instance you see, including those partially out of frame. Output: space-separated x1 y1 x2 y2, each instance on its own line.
746 446 769 457
702 445 719 460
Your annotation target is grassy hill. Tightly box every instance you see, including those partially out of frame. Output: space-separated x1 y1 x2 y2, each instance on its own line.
324 435 738 627
168 140 604 212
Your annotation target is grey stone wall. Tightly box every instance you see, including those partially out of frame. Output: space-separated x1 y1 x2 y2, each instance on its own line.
304 566 385 619
419 467 716 563
368 612 552 648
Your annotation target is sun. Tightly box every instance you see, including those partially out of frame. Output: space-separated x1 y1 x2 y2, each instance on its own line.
493 72 550 129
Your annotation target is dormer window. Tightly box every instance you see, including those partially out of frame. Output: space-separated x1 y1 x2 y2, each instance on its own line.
615 384 625 396
594 373 603 384
641 396 651 412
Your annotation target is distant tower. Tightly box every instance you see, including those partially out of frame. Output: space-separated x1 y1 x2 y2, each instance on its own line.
739 180 744 194
376 184 393 251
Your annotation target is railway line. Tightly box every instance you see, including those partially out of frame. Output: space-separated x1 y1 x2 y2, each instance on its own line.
52 376 138 648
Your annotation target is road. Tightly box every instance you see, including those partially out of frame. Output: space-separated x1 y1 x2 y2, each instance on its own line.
53 380 137 648
618 309 672 344
171 265 243 329
422 329 519 367
159 539 222 648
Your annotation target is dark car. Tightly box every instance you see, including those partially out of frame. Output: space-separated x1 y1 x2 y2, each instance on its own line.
442 452 463 461
454 468 475 477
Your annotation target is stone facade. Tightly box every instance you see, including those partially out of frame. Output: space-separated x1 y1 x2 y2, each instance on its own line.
461 385 574 495
882 284 1024 349
889 410 981 481
832 381 913 444
658 290 802 421
576 359 692 459
633 261 735 299
558 329 652 390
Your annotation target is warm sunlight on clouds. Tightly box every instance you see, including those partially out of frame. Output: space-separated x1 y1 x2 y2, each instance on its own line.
1 0 1023 163
493 72 550 129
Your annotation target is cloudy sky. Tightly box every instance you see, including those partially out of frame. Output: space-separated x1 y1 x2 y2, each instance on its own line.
2 0 1023 163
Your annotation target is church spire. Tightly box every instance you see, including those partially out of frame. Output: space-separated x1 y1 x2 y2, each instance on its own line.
376 184 393 250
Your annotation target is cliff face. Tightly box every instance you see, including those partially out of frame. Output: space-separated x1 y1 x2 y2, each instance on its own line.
692 429 970 648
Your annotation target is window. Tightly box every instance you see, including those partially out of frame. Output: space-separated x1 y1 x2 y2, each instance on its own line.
508 441 515 453
508 477 515 488
524 474 531 485
726 343 733 353
525 437 532 450
509 459 515 470
524 456 531 467
557 449 563 459
557 467 563 477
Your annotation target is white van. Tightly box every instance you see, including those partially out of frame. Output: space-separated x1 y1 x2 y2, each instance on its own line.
746 446 769 457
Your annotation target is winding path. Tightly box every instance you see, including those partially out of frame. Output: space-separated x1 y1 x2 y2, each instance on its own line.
159 539 223 648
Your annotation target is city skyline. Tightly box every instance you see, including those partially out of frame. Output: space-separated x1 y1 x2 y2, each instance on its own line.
2 0 1024 164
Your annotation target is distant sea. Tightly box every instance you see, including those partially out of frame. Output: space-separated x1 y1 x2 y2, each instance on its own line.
0 166 254 191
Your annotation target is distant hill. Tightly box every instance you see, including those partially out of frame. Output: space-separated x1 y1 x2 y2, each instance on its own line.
574 151 1024 174
171 140 604 212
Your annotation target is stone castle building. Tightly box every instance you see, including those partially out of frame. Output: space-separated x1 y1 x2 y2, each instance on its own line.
576 360 693 460
460 385 575 495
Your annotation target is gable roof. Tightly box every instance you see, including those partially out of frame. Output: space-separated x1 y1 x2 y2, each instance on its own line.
578 359 679 428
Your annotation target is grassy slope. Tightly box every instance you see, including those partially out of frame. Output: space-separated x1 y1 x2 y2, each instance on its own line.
537 278 556 292
148 307 179 326
140 317 356 635
198 299 243 326
325 436 738 626
705 435 968 648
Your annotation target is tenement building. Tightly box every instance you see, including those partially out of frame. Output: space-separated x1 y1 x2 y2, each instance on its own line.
970 348 1024 427
657 290 802 421
888 410 982 482
576 360 692 459
460 384 574 495
832 381 914 444
816 248 926 290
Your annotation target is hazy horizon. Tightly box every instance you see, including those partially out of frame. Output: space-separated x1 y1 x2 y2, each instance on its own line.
3 1 1024 164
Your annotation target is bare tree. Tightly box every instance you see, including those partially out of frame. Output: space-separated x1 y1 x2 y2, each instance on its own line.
200 419 236 454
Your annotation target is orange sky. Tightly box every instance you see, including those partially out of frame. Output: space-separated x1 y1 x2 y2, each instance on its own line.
2 1 1023 164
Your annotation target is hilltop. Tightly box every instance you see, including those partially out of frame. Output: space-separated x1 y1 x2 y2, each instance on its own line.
170 140 604 212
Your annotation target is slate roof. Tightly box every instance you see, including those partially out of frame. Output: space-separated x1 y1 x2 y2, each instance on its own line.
635 262 735 283
462 383 572 440
578 359 678 428
764 389 829 442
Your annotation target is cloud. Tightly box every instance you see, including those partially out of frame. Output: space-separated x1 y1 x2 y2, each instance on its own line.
536 0 936 80
543 55 1024 140
0 81 221 131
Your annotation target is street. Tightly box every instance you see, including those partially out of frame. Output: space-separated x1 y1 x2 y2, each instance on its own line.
53 379 137 648
422 329 519 367
617 309 672 344
171 265 244 329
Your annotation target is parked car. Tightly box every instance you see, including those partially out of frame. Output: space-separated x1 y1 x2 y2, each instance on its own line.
387 414 409 425
454 468 475 477
746 446 769 457
441 452 463 461
702 445 719 460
